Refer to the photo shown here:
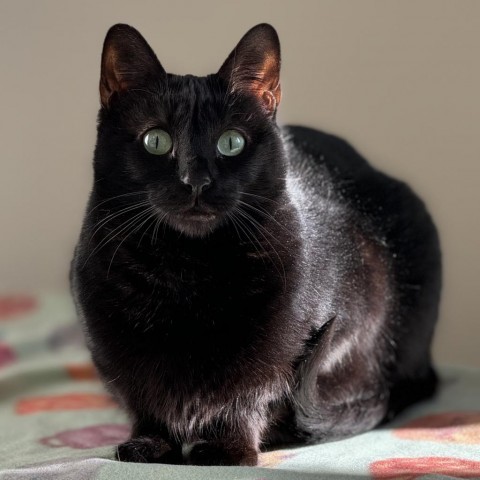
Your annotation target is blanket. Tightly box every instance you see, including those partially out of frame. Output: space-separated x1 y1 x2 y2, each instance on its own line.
1 292 479 479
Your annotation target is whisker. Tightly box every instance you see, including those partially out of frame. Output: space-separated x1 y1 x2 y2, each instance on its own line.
235 207 287 290
107 207 157 276
88 201 151 244
151 216 160 246
153 213 169 245
88 190 149 214
230 209 268 265
238 191 282 206
237 199 294 236
137 212 159 247
225 211 242 243
82 207 153 268
152 217 161 245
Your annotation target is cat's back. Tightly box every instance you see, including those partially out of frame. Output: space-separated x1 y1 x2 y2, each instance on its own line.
285 123 440 291
283 125 370 177
270 127 441 442
284 125 405 205
283 126 441 371
283 125 437 240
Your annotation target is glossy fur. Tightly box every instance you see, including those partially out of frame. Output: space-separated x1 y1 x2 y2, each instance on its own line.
71 24 441 466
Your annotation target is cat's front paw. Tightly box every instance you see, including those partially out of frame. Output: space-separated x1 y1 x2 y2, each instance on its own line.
186 440 258 466
116 436 182 464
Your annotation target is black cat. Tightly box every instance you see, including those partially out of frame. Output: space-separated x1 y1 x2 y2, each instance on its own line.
71 23 441 466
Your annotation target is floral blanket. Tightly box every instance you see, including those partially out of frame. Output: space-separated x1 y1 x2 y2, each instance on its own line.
1 293 479 479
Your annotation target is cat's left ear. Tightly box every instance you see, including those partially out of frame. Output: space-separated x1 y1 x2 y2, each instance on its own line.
218 23 281 115
100 24 166 108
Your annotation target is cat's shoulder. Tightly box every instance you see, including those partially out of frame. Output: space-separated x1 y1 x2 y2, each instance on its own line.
282 125 360 154
281 125 370 174
281 125 428 220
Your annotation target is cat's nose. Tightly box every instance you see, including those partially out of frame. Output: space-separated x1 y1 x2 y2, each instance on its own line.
180 174 212 194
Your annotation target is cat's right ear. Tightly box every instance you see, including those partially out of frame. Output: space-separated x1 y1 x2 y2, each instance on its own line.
100 24 166 108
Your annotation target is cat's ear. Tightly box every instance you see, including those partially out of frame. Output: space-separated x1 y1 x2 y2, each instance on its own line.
218 23 281 115
100 24 166 108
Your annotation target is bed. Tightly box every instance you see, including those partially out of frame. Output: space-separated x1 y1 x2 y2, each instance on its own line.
1 292 479 479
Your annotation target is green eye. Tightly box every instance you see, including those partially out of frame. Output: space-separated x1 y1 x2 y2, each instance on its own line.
217 130 245 157
143 129 172 155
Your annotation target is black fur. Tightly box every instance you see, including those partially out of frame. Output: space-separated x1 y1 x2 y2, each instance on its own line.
71 23 441 466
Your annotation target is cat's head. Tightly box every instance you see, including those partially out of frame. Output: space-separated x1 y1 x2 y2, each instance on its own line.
93 23 285 238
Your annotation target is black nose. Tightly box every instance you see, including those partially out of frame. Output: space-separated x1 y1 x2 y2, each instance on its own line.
181 174 212 194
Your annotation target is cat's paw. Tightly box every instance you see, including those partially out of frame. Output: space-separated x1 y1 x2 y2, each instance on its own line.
186 440 258 466
116 436 182 464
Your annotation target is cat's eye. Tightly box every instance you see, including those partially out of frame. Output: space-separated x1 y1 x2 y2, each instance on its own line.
217 130 245 157
143 129 172 155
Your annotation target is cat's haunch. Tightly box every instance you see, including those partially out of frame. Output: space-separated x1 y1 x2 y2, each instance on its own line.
71 23 441 466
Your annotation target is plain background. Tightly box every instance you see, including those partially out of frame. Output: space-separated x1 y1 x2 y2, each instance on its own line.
0 1 479 367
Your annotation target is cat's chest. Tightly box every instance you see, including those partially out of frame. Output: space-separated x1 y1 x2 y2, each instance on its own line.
110 246 276 330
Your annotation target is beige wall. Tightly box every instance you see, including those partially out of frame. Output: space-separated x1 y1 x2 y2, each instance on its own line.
0 0 479 367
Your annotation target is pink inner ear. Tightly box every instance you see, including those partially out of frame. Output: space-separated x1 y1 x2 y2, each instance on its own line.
100 48 132 107
99 25 166 108
262 91 278 112
246 55 281 113
100 51 120 107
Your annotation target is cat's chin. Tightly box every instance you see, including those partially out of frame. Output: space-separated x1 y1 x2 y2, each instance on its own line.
167 211 223 238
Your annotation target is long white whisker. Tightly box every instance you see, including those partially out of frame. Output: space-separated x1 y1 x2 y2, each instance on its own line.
238 191 282 206
225 211 242 243
107 208 157 276
82 207 153 268
88 201 151 243
152 213 169 245
235 207 287 290
237 199 294 236
88 191 149 214
151 217 161 246
137 212 159 248
230 208 269 266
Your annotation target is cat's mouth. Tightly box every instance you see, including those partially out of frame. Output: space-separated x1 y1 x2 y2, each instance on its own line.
148 191 224 236
182 207 217 222
165 206 223 237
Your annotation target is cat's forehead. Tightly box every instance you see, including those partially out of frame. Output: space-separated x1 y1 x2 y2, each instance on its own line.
164 74 229 132
119 72 255 137
166 74 223 105
122 73 247 134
